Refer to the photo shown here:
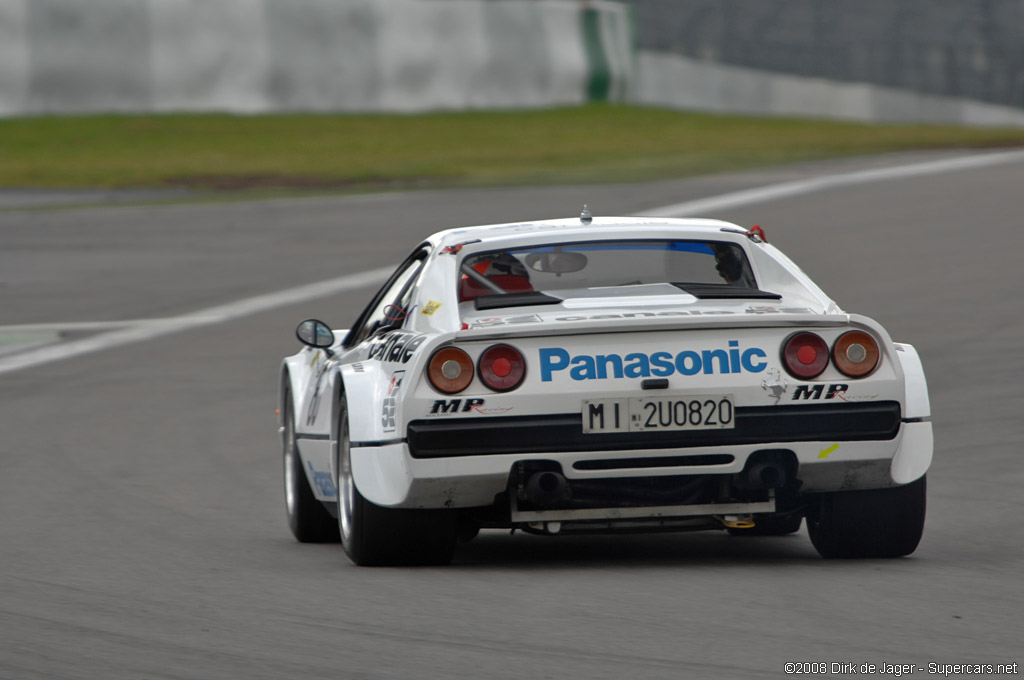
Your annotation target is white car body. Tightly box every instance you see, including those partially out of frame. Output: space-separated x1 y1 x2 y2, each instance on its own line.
279 216 932 564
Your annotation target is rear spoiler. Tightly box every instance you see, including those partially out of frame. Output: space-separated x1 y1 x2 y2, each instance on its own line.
457 312 854 342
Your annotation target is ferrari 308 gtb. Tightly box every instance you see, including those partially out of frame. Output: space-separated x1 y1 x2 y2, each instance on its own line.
278 215 932 566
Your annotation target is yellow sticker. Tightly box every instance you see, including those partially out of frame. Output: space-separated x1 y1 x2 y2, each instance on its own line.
422 300 443 316
308 350 321 367
819 443 839 459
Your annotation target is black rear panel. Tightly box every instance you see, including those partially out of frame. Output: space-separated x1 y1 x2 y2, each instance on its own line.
407 402 901 458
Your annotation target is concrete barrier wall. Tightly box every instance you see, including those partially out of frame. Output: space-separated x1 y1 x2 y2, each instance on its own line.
635 50 1024 127
3 0 1023 127
0 0 28 116
0 0 634 116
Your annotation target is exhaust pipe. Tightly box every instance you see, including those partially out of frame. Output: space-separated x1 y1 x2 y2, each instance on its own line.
742 461 787 490
524 471 570 506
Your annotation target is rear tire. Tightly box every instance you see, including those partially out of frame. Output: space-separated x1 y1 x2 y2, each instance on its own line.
728 514 802 536
807 475 926 558
283 388 339 543
336 398 456 566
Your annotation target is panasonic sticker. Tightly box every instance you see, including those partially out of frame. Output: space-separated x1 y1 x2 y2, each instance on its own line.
539 342 768 382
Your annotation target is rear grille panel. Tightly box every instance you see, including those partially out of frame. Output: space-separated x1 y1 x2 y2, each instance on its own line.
406 402 901 459
517 474 721 511
573 454 735 471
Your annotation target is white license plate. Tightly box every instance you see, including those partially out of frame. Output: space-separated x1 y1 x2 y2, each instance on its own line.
582 395 735 433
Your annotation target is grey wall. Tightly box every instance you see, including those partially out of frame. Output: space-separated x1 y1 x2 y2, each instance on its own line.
3 0 1022 126
635 50 1024 127
619 0 1024 110
0 0 633 117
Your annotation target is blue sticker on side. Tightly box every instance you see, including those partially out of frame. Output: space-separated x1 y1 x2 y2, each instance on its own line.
308 461 337 498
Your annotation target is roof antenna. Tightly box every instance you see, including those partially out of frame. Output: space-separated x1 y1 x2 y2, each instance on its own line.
580 204 592 225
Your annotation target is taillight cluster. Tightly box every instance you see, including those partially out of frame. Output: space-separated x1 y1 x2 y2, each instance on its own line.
427 347 475 394
782 330 880 379
477 344 526 391
831 331 879 377
427 344 526 394
782 332 829 378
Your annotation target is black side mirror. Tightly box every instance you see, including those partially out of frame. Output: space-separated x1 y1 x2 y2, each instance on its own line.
296 319 335 349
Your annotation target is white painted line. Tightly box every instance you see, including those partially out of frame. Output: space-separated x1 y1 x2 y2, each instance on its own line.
3 148 1023 376
0 266 394 376
0 319 185 333
638 149 1024 217
0 337 56 358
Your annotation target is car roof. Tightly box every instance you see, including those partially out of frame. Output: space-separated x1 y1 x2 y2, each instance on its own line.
405 215 840 332
428 216 749 251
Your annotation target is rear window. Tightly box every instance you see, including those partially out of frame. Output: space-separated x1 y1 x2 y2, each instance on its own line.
459 240 756 303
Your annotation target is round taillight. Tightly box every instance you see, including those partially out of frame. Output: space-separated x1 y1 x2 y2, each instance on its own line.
782 332 829 379
832 330 880 377
478 344 526 392
427 347 474 394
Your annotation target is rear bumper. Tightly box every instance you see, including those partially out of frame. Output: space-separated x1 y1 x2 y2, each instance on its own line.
350 414 932 511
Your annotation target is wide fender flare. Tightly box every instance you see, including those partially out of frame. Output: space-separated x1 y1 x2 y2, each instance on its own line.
337 334 455 504
336 362 404 503
890 342 933 485
336 330 454 444
894 342 930 419
337 362 393 445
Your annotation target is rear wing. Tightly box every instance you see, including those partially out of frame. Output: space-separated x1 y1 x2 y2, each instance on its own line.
457 312 856 342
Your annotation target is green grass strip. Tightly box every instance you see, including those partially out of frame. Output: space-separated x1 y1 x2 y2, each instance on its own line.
1 105 1023 192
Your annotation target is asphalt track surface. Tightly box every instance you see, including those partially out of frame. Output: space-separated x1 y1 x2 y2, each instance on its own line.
1 151 1022 679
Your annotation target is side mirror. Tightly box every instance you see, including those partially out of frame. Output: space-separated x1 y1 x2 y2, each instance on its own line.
296 319 335 349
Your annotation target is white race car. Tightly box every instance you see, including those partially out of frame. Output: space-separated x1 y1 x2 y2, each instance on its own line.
278 214 932 566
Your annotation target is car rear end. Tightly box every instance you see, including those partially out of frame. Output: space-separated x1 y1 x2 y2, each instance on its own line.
399 309 911 534
359 222 929 544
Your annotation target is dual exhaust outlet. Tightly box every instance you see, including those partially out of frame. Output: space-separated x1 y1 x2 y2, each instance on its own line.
523 470 571 506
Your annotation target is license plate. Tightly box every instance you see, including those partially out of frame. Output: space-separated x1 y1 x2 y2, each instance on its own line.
582 395 735 433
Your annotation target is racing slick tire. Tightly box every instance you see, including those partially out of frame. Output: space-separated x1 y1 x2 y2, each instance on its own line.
807 475 926 558
335 398 457 567
727 514 803 536
283 388 340 543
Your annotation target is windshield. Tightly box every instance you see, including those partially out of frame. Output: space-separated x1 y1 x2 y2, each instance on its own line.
458 239 758 306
